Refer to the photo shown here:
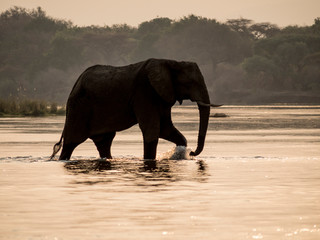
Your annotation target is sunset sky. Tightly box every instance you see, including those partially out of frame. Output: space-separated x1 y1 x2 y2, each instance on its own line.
0 0 319 27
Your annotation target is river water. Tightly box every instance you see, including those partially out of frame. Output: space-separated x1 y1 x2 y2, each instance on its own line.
0 105 320 240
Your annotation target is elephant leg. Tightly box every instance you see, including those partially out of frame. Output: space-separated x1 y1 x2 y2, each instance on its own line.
161 126 187 146
59 142 80 160
139 121 160 159
133 88 161 160
143 139 158 160
91 132 116 159
139 119 160 160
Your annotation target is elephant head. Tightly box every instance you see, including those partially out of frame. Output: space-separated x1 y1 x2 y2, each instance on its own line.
145 59 214 156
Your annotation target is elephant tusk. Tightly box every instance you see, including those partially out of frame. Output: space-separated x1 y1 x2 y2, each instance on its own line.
197 101 223 108
210 103 223 107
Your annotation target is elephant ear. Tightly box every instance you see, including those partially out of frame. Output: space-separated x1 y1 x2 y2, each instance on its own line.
146 59 175 105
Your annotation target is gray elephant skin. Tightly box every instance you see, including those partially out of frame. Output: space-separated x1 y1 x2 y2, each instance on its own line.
50 58 217 160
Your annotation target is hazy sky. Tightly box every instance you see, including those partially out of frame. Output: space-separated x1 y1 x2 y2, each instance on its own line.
0 0 319 27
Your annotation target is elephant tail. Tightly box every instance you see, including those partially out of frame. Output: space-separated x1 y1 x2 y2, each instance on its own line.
49 130 64 160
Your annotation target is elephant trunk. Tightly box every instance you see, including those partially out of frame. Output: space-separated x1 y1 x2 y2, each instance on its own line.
190 103 210 156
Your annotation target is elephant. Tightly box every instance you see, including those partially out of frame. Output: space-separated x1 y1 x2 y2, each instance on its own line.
50 58 220 160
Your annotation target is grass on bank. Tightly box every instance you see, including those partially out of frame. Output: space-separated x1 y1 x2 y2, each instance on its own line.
0 99 66 117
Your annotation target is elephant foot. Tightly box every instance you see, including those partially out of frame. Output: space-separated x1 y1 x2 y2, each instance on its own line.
91 132 116 159
59 142 79 160
99 152 112 159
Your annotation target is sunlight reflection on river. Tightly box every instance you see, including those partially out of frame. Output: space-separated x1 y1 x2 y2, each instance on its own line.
0 105 320 239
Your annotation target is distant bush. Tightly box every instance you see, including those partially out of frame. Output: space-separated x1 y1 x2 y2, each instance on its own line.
0 98 66 116
49 102 58 114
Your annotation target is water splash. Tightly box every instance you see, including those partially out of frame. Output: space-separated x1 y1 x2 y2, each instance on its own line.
159 146 193 160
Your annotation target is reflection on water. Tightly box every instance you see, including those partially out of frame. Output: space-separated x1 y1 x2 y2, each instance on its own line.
64 158 113 173
62 146 208 187
64 158 208 186
2 157 320 239
1 106 320 239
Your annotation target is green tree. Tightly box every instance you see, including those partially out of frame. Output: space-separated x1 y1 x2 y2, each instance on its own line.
131 18 172 61
0 6 70 98
242 55 280 89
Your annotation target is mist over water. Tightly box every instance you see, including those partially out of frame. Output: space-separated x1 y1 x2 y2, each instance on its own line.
1 105 320 239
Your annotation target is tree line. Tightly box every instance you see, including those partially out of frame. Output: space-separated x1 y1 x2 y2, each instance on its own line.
1 6 320 104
